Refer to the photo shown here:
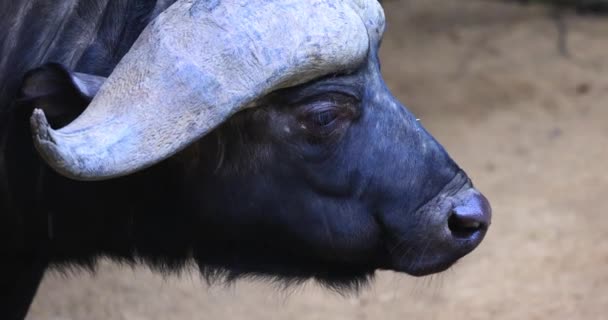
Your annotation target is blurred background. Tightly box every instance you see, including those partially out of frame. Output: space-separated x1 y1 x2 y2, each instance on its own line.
27 0 608 319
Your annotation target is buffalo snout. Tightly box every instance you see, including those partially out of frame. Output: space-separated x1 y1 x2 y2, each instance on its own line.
383 171 492 277
448 189 492 240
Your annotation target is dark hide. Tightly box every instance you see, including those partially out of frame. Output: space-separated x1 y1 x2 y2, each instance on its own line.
0 1 489 319
6 53 461 284
0 0 178 249
0 1 175 318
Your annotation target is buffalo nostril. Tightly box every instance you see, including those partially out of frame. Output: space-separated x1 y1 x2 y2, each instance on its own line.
448 211 485 238
448 192 491 238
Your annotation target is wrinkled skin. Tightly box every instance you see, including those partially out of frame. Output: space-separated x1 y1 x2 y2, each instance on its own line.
183 50 483 280
0 1 490 319
10 50 486 284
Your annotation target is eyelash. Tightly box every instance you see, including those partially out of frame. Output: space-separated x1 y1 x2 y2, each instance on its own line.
296 93 359 143
308 107 339 127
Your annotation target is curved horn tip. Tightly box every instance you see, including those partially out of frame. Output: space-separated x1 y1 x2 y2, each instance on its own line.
29 109 84 180
30 108 57 146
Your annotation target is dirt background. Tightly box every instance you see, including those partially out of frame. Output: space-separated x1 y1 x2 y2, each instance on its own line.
26 1 608 319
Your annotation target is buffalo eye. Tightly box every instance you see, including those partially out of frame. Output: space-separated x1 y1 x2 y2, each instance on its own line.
308 107 339 128
297 92 359 144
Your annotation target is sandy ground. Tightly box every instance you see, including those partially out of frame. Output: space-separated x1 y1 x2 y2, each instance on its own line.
26 1 608 319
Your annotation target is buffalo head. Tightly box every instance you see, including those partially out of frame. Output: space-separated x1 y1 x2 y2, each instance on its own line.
29 0 491 285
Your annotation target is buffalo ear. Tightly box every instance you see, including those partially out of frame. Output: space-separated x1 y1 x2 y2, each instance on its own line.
20 63 106 128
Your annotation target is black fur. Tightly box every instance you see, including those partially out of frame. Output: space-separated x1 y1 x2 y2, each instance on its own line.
0 1 481 319
0 1 176 318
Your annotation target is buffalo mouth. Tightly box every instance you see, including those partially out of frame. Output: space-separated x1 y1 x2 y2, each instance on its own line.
381 173 492 277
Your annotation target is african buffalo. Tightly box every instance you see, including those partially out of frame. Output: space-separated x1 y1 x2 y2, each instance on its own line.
0 0 491 319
